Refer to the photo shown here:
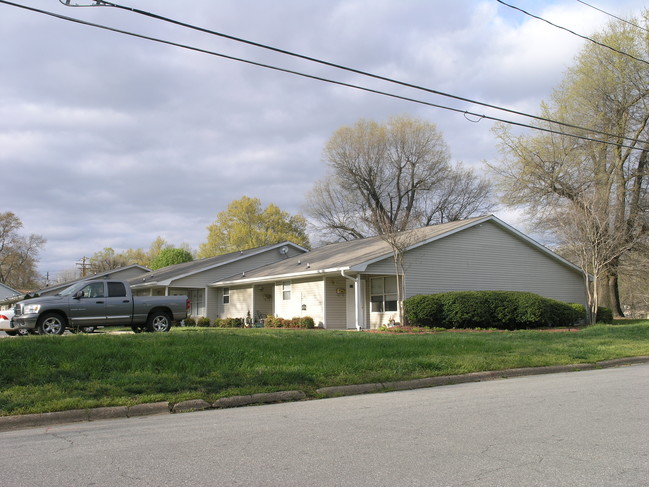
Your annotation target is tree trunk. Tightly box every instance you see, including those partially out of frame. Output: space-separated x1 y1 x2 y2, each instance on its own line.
607 269 625 318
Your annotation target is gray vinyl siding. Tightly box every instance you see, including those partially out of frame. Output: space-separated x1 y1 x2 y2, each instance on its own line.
364 220 586 305
274 278 324 323
324 276 347 329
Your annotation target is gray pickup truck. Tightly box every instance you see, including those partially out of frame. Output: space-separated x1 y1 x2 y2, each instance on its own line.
10 279 189 335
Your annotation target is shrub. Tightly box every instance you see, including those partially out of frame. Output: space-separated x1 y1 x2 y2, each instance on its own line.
405 291 583 330
264 316 316 329
213 317 243 328
183 317 196 327
596 306 614 324
196 317 211 328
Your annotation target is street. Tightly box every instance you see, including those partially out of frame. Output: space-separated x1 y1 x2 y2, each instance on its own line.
2 364 648 486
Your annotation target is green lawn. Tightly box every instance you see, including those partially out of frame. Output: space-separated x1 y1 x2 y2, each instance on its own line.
1 322 649 416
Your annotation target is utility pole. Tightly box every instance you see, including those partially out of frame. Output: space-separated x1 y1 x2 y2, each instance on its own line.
76 256 90 278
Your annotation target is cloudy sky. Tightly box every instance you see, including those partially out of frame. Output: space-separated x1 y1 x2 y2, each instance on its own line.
1 0 645 280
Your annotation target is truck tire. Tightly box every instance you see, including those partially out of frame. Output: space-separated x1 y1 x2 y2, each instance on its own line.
36 312 67 335
146 310 172 333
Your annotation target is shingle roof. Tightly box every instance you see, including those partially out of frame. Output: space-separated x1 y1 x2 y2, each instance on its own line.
215 216 490 285
129 242 307 287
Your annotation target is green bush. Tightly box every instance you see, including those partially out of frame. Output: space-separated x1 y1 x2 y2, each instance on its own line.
596 306 614 324
405 291 583 330
183 317 196 327
264 316 316 329
196 317 211 328
214 317 243 328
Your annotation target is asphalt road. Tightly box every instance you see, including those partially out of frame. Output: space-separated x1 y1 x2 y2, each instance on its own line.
2 364 648 486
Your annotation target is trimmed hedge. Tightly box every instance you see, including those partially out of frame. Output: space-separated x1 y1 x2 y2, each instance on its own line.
405 291 585 330
265 316 316 329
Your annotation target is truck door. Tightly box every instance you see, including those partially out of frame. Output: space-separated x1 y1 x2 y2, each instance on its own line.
69 281 107 326
105 281 133 325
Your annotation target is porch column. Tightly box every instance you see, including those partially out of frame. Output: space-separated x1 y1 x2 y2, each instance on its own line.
354 274 362 330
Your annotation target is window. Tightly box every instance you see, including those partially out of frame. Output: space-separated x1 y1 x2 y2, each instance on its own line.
80 282 104 298
370 277 398 312
223 287 230 305
282 281 291 300
107 282 127 297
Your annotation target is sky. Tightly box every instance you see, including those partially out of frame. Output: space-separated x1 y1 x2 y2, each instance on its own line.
1 0 646 281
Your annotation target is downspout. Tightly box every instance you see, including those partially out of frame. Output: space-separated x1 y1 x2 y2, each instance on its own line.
341 270 363 330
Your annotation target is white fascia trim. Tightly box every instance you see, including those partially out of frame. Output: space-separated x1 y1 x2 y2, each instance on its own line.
211 267 351 287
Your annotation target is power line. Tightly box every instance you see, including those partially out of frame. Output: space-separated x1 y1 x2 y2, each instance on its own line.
0 0 647 151
575 0 649 33
56 0 648 148
497 0 649 67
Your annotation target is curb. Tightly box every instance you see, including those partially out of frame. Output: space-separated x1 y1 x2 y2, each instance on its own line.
2 356 648 432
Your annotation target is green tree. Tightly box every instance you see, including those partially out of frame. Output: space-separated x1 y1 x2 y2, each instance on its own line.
0 212 45 289
89 248 130 274
489 13 649 317
149 248 193 270
198 196 310 258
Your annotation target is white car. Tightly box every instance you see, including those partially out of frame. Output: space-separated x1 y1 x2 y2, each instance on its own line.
0 308 28 336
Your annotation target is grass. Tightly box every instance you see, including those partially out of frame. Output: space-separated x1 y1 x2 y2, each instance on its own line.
1 321 649 416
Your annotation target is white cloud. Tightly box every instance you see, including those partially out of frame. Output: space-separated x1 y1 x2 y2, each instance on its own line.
0 0 644 278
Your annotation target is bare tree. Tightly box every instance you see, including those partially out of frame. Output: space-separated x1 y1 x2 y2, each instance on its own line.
0 212 46 289
552 193 637 324
490 14 649 317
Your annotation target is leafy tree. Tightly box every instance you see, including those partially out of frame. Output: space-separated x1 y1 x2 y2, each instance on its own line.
0 212 45 289
490 13 649 317
198 196 310 258
149 247 193 270
89 248 130 274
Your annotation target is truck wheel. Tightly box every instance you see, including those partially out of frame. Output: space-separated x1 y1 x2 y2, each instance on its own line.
36 313 67 335
146 311 172 333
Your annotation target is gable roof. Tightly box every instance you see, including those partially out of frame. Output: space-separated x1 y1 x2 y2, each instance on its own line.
0 282 20 300
129 241 308 288
213 215 582 286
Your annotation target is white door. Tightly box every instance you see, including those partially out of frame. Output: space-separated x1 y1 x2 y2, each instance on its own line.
345 280 366 329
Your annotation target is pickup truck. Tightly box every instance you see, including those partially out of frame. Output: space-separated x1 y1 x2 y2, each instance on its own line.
9 279 189 335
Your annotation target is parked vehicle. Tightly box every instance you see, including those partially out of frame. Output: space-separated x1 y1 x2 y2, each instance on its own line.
0 308 30 336
10 280 189 336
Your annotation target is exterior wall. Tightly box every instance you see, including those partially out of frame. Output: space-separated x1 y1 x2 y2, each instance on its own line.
364 220 587 306
324 276 348 329
170 247 304 320
223 286 253 319
273 278 325 325
206 287 220 320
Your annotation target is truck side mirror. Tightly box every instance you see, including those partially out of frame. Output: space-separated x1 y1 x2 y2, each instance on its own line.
74 291 84 299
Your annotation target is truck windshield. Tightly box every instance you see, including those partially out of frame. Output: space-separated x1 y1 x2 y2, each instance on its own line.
57 282 89 296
